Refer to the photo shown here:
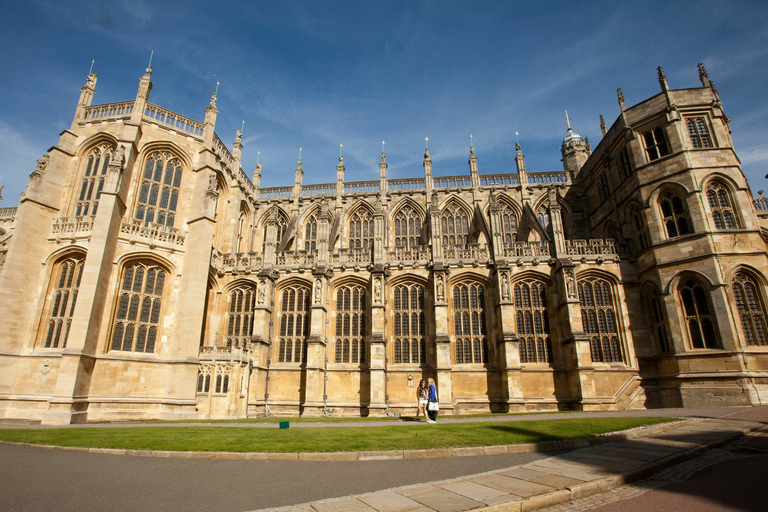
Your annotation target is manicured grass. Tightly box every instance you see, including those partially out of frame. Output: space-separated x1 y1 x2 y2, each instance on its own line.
0 417 674 453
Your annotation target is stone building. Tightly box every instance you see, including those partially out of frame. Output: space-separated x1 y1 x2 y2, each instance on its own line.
0 63 766 424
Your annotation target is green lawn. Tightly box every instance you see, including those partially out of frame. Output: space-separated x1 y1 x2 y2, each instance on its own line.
0 417 674 453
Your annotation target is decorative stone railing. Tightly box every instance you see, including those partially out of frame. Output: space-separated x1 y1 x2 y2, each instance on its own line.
51 216 94 236
212 133 236 169
386 246 430 262
503 242 551 258
389 178 425 191
344 181 380 194
302 183 336 196
260 186 292 199
221 252 263 269
200 346 234 355
276 251 318 266
565 239 617 256
0 207 17 218
433 176 472 189
527 171 571 184
83 101 135 121
330 247 372 264
754 191 768 211
120 219 186 246
479 174 519 186
442 244 490 261
144 103 204 138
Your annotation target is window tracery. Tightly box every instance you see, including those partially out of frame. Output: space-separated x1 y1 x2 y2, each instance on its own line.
304 211 318 253
659 190 691 237
226 287 255 348
135 152 183 228
500 202 518 246
514 279 552 363
578 276 623 363
644 288 671 353
453 282 488 364
706 182 738 229
75 144 113 216
394 205 421 248
393 283 426 364
686 117 713 148
277 285 310 363
643 127 670 161
334 284 367 364
679 278 719 349
111 263 166 353
43 257 85 349
349 208 374 249
731 272 768 346
441 201 469 248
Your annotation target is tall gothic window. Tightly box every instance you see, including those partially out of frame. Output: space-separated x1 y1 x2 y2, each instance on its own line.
659 190 691 237
304 211 318 253
578 276 623 363
262 209 289 253
43 257 85 349
393 283 426 364
334 284 367 364
537 201 550 230
643 127 670 161
630 206 648 251
514 280 552 363
394 205 421 248
616 145 633 180
686 117 713 148
349 208 374 249
76 144 113 216
500 203 518 247
135 152 183 228
111 263 166 353
679 278 719 349
277 285 310 363
644 288 671 353
453 282 488 364
706 182 738 229
226 287 255 348
731 272 768 347
441 201 470 248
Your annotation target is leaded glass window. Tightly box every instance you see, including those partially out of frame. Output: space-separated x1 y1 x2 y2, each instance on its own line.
731 272 768 347
645 288 671 353
706 182 738 230
226 287 256 348
686 117 713 149
111 263 166 353
277 285 310 363
334 284 367 364
43 257 85 349
514 280 552 363
394 205 421 248
659 190 691 238
453 282 488 364
349 208 374 249
643 127 670 161
304 211 318 253
75 144 113 216
393 283 426 364
135 152 183 228
578 276 623 363
441 201 470 248
679 278 719 349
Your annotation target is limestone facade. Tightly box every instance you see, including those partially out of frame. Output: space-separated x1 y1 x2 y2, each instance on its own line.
1 64 767 424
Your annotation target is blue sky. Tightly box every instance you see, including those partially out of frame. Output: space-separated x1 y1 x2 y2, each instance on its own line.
1 1 767 204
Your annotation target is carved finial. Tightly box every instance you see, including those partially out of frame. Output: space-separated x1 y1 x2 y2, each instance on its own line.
86 73 97 89
235 129 242 144
253 161 262 184
565 110 571 130
584 137 591 153
296 148 303 173
657 66 668 91
617 88 626 111
600 115 607 136
515 141 522 155
698 62 711 87
30 154 50 179
424 137 430 160
208 93 217 109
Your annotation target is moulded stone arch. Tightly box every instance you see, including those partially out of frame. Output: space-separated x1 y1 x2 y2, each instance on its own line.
389 196 426 223
725 264 768 288
662 269 718 296
273 276 313 296
509 269 553 287
439 194 472 215
115 250 177 276
137 140 194 171
388 272 429 289
330 274 370 291
645 181 692 209
346 199 374 217
43 245 88 267
220 277 260 296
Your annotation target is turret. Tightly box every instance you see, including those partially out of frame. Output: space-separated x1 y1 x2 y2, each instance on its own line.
560 112 589 172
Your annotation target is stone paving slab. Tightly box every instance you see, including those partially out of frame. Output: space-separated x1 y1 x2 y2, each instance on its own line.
251 418 760 512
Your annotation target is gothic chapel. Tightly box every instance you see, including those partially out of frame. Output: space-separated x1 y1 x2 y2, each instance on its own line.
1 63 767 424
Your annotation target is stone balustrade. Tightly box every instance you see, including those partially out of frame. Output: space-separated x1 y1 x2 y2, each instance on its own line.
260 187 292 199
276 251 317 266
51 216 94 236
212 133 235 169
503 241 551 258
330 247 373 264
120 219 186 246
145 103 204 138
433 176 472 189
302 183 336 196
479 174 519 186
754 191 768 211
83 101 135 122
565 238 617 256
0 207 17 219
388 178 425 191
386 246 430 262
344 181 380 194
443 244 490 261
527 171 571 184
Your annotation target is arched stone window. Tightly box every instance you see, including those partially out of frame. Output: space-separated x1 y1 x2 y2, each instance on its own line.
393 283 426 364
578 276 623 363
262 209 289 253
226 286 255 348
706 181 738 229
500 202 518 247
453 282 488 364
628 205 648 251
334 284 367 364
537 201 550 230
441 201 469 248
304 211 318 253
277 285 310 363
111 262 167 353
135 152 183 228
731 272 768 346
686 117 713 149
349 208 374 249
75 144 113 216
659 190 691 238
394 205 421 248
679 278 718 349
514 279 552 363
644 287 671 353
236 210 248 253
197 365 212 393
42 256 85 349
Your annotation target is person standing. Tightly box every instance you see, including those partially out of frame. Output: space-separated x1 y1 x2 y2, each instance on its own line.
427 378 438 423
416 379 428 420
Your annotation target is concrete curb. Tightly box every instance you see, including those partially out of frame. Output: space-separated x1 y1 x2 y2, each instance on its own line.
0 418 689 460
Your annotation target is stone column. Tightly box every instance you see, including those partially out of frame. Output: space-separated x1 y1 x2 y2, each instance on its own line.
301 270 329 416
368 269 388 416
249 271 275 416
495 267 525 411
432 266 453 414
